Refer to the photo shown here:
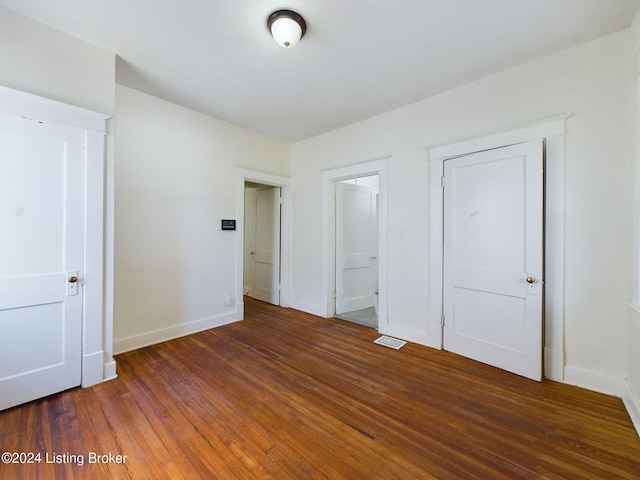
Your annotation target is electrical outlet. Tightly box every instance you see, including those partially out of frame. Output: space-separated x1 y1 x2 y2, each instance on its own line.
224 293 232 306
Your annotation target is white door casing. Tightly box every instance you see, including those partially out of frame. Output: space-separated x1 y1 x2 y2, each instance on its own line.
243 186 257 295
336 182 378 314
235 168 291 319
250 187 281 305
0 112 85 410
443 140 544 381
320 158 388 328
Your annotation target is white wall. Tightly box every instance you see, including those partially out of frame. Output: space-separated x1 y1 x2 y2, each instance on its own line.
113 85 288 353
0 7 115 115
290 29 635 390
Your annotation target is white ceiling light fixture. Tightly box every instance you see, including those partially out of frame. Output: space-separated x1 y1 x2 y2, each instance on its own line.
268 10 307 48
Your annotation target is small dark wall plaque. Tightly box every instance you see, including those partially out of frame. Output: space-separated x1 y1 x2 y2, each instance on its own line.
221 219 236 231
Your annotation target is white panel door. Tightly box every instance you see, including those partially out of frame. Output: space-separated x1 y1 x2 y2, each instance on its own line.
250 187 280 305
443 140 543 381
0 113 84 410
336 182 378 314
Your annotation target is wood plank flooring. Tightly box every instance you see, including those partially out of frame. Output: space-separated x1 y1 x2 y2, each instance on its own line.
2 296 639 479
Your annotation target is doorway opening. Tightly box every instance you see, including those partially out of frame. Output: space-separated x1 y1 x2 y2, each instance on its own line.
333 175 379 328
243 182 281 306
321 158 388 332
234 168 290 320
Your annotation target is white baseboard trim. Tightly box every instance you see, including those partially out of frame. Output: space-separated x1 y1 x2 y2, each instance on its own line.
385 323 433 349
113 312 238 355
82 350 105 387
426 322 443 349
544 347 564 381
235 301 244 321
563 365 625 397
377 316 390 336
103 359 118 382
622 379 640 438
289 300 324 318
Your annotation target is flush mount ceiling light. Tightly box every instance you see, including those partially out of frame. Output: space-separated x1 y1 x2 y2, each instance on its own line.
268 10 306 48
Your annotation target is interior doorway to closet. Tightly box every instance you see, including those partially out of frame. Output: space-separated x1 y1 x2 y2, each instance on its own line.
334 175 379 328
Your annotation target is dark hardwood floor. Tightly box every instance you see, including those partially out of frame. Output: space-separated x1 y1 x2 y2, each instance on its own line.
2 296 639 479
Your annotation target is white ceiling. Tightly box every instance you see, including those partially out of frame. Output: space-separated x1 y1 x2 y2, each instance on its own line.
1 0 638 143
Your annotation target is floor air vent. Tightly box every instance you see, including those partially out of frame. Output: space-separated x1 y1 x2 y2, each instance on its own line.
374 336 406 350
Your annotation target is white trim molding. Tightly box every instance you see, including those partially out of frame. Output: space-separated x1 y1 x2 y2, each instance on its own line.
235 168 291 317
0 84 113 387
623 379 640 436
113 312 238 355
564 366 625 397
429 115 569 161
428 115 569 381
0 85 108 133
320 157 389 330
103 118 117 382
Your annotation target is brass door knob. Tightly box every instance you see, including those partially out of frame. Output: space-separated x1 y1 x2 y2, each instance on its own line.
69 276 78 283
526 276 535 284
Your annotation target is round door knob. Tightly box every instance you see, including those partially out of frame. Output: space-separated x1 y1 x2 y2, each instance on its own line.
526 276 535 284
69 276 78 283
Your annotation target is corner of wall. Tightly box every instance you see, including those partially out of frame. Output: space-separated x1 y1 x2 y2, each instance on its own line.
626 306 640 437
623 377 640 437
563 365 625 397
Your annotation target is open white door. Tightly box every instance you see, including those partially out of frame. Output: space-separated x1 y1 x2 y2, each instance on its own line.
443 140 543 381
336 182 378 315
0 113 84 410
250 187 281 305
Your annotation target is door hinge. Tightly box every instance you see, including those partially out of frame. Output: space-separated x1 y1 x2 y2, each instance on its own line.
441 175 446 188
440 314 445 327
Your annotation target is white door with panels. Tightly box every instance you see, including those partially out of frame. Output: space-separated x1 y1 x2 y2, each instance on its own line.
336 182 378 315
0 113 85 410
443 140 543 381
249 187 281 305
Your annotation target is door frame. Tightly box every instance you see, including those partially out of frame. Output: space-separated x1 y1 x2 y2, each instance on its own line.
235 168 291 318
0 85 112 387
428 115 568 381
321 158 388 330
335 179 379 316
248 185 282 305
